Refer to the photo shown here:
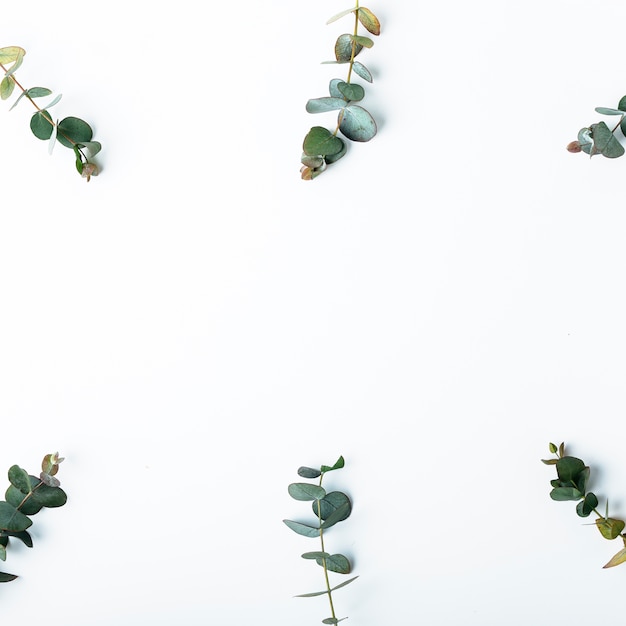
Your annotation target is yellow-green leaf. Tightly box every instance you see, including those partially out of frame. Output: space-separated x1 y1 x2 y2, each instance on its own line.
358 8 381 36
0 76 15 100
603 547 626 568
0 46 25 65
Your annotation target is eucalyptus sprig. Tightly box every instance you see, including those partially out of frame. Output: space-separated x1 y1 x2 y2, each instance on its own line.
567 97 626 159
542 442 626 568
300 3 381 180
0 46 101 181
283 456 357 624
0 452 67 583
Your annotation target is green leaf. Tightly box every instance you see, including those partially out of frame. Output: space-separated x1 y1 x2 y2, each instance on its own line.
549 486 583 501
603 547 626 568
313 491 351 521
26 87 52 98
6 476 66 513
320 457 345 473
303 126 344 157
56 116 93 149
31 483 67 508
339 104 377 142
358 7 381 35
590 121 624 158
335 34 363 63
619 96 626 112
315 553 351 574
306 97 347 113
0 76 15 100
2 530 32 548
298 467 322 479
596 517 625 540
0 502 32 532
294 575 358 598
0 571 18 583
301 551 330 560
351 35 374 48
0 544 5 561
595 107 624 116
8 466 32 495
321 502 352 530
283 519 320 538
329 79 344 98
337 82 365 102
288 483 326 501
324 139 347 164
555 457 586 483
574 466 590 494
549 443 558 454
0 46 25 65
327 7 356 24
576 492 598 517
30 110 54 140
352 61 373 83
541 458 558 465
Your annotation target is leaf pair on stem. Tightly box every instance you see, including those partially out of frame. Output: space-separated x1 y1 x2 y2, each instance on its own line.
301 4 381 180
0 46 100 181
283 456 356 625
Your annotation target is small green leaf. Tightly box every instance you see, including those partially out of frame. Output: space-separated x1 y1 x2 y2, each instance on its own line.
549 443 558 454
590 121 624 158
301 551 330 560
303 126 344 157
595 107 624 116
320 502 352 530
0 46 25 65
541 458 558 465
596 517 625 540
0 571 18 583
358 7 381 35
351 35 374 48
0 502 32 533
352 61 373 83
555 457 586 483
288 483 326 501
56 116 93 149
327 7 356 24
549 486 583 501
3 530 32 548
576 492 598 517
30 110 54 140
298 467 322 479
283 519 320 538
306 97 347 114
26 87 52 98
8 466 31 495
0 76 15 100
335 34 363 63
0 544 5 561
315 553 351 574
324 139 347 164
339 104 377 142
337 82 365 102
320 457 345 473
619 96 626 112
313 491 351 521
294 576 358 598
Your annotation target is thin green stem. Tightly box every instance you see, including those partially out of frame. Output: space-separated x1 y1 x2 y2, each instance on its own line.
317 472 337 623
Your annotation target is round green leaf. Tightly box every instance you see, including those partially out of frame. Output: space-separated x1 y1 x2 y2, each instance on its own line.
0 502 32 532
549 486 583 501
555 457 586 482
303 126 344 157
337 82 365 102
335 34 363 62
339 105 377 142
297 467 322 479
596 517 626 540
30 110 54 140
56 116 93 149
315 553 351 574
576 492 598 517
325 139 347 164
288 483 326 501
313 491 351 521
8 466 31 495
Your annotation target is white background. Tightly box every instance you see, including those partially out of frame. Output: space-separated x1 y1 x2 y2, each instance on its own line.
2 0 626 623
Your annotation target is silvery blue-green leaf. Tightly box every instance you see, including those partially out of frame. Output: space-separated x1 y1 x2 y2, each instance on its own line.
327 7 356 24
45 93 63 109
9 91 27 111
301 551 330 560
8 465 31 494
329 79 345 98
288 483 326 501
48 123 58 155
330 576 358 592
335 34 363 63
618 96 626 112
294 576 358 596
339 104 377 142
306 97 346 113
81 141 101 158
337 82 364 102
595 107 624 116
352 35 374 48
322 619 346 624
590 121 625 158
301 153 324 168
352 61 372 83
325 139 346 164
578 127 593 155
26 87 52 98
320 502 351 529
283 519 320 538
313 491 351 521
315 553 351 574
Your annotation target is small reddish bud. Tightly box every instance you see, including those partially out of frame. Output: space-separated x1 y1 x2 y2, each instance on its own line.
567 140 582 153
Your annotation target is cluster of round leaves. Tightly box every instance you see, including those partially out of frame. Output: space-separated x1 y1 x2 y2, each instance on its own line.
301 5 381 180
567 96 626 159
283 456 357 625
0 46 100 181
0 453 67 583
542 442 626 568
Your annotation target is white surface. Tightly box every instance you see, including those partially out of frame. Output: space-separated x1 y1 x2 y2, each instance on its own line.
2 0 626 623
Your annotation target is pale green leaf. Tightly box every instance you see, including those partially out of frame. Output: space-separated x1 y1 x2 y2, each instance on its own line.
306 97 346 113
283 519 320 538
327 7 356 24
288 483 326 501
339 104 377 141
352 61 372 83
